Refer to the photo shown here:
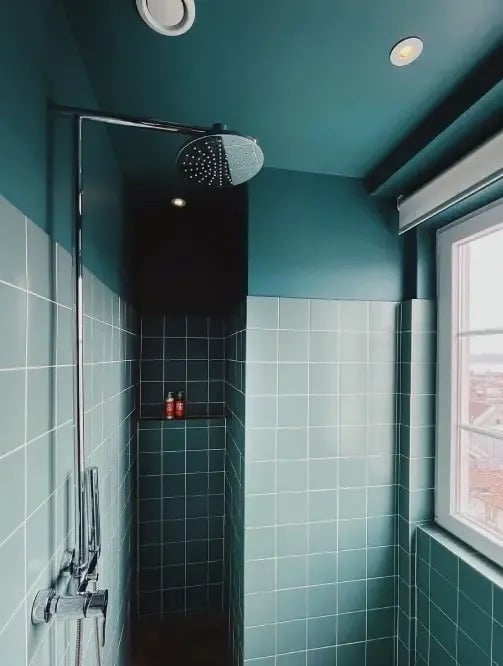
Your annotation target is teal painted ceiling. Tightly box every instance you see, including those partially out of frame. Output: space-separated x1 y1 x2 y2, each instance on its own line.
64 0 503 185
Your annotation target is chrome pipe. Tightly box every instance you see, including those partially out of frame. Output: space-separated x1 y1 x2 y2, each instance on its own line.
73 115 87 580
55 104 208 136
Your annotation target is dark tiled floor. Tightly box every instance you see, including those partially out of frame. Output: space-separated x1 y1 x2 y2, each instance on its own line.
132 614 230 666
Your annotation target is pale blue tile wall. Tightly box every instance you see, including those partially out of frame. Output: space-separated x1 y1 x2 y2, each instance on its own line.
242 297 398 666
0 195 138 666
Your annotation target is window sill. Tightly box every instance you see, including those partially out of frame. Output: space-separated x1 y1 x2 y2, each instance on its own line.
418 523 503 589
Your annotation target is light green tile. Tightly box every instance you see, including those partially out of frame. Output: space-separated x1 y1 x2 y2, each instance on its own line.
279 331 308 362
0 447 25 544
308 458 338 490
27 221 52 299
0 369 25 456
244 625 275 659
310 300 339 331
338 580 366 612
0 529 25 633
247 297 279 329
307 615 337 649
277 492 308 525
277 524 308 557
247 329 278 362
246 428 276 461
339 488 366 519
369 331 396 363
27 432 54 515
277 555 307 589
246 396 278 427
277 428 307 460
340 301 368 331
277 460 307 492
277 587 307 622
309 396 339 426
307 583 338 617
309 427 338 458
278 363 308 395
339 518 366 551
308 490 338 522
309 363 339 394
279 298 310 330
369 302 397 332
245 591 276 626
245 559 276 593
246 461 276 495
0 605 26 666
245 527 275 560
0 283 26 369
308 552 338 585
0 195 26 289
340 331 367 362
246 362 278 396
277 620 307 655
246 494 276 528
309 332 338 362
309 521 338 553
278 396 308 427
339 363 366 394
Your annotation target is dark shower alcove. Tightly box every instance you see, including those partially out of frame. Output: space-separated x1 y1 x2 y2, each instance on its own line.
131 185 248 665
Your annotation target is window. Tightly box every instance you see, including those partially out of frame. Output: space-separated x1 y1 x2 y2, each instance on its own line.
437 199 503 566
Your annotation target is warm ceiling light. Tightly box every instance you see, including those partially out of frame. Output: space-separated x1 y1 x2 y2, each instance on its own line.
171 197 187 207
390 37 423 66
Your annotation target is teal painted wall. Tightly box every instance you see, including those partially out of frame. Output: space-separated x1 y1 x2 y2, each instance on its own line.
0 0 131 295
248 168 403 301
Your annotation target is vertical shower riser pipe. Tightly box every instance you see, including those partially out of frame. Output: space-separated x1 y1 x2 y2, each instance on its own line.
74 115 87 579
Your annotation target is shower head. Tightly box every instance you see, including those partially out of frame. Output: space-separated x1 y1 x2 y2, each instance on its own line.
177 124 264 188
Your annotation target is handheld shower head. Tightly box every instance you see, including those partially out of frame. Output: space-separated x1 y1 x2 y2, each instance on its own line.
177 124 264 187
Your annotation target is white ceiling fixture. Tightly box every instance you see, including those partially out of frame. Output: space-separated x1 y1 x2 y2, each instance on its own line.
389 37 424 66
171 197 187 207
136 0 196 36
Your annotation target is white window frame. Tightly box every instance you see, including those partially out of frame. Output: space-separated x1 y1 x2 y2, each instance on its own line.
436 197 503 567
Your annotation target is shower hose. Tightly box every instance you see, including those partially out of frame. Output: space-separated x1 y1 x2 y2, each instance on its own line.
74 581 103 666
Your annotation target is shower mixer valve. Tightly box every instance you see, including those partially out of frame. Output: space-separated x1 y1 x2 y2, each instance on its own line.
31 467 108 646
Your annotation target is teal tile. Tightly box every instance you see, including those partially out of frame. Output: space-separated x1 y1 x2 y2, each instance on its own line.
309 332 339 362
367 545 395 578
308 490 338 522
27 221 52 299
338 458 365 488
310 299 339 331
247 329 277 362
338 549 366 582
308 458 338 490
307 615 336 649
368 455 395 486
494 586 503 626
370 302 396 332
340 331 367 362
367 607 395 639
0 529 25 634
246 461 276 495
245 527 275 560
0 195 26 289
308 552 338 585
459 561 492 614
0 283 26 369
459 593 491 654
430 603 456 656
279 363 308 395
338 580 366 612
306 647 337 666
247 362 278 395
416 528 431 563
0 447 25 544
309 427 338 458
0 369 25 456
27 431 54 515
310 363 339 394
244 625 275 659
277 555 307 589
277 587 307 622
279 298 310 330
492 618 503 666
278 396 308 427
277 428 308 460
0 605 25 666
307 584 337 617
337 610 366 644
309 521 338 554
340 301 368 331
430 567 458 619
339 488 366 519
277 621 307 655
277 460 307 492
277 492 308 525
337 642 365 666
367 516 394 547
245 591 276 626
279 331 308 362
457 630 490 666
247 296 278 329
338 519 366 551
340 395 366 426
367 577 395 609
277 524 307 557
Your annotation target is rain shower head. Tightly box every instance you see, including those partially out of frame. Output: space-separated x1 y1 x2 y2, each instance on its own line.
177 124 264 188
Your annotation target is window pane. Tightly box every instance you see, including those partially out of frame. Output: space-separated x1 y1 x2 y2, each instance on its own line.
462 225 503 330
459 334 503 430
458 430 503 538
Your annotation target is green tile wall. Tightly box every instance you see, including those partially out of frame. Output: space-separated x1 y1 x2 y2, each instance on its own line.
416 525 503 666
137 417 226 616
397 301 436 666
224 301 247 666
242 297 398 666
0 195 138 666
140 314 225 418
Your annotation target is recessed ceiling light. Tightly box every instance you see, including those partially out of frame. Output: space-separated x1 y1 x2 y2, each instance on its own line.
136 0 195 37
390 37 423 67
171 197 187 208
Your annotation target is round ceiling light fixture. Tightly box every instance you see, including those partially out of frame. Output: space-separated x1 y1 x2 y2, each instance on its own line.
390 37 423 66
136 0 195 36
171 197 187 208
